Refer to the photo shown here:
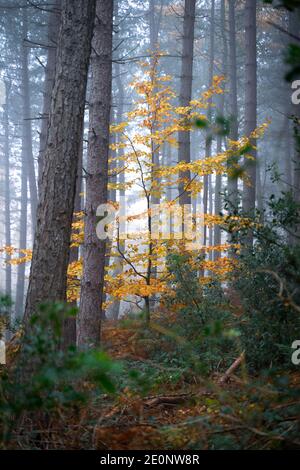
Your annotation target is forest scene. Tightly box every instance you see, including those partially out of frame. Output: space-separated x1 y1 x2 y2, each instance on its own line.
0 0 300 455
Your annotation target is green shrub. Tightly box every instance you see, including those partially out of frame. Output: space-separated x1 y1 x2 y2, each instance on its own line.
155 253 239 375
0 303 120 448
227 192 300 371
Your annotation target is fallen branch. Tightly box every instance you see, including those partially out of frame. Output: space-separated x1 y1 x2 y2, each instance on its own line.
144 393 194 407
144 389 213 408
219 351 245 385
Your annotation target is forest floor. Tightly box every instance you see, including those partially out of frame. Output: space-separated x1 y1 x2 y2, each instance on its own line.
5 316 300 450
82 319 300 450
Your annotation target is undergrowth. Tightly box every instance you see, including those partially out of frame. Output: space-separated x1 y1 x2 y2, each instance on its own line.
1 192 300 450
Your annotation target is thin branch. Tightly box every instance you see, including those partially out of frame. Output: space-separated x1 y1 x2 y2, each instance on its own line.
267 20 300 42
116 226 148 281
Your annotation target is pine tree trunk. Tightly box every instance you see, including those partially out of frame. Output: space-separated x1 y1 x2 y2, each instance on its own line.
21 9 37 236
62 138 83 350
110 55 125 322
4 82 12 301
16 10 37 318
204 0 215 247
228 0 239 209
149 0 163 206
24 0 96 322
214 0 227 260
38 0 61 186
77 0 113 349
15 116 28 319
149 0 161 50
242 0 257 246
178 0 196 206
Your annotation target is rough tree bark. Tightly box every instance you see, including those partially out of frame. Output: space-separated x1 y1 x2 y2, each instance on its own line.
242 0 257 246
38 0 61 186
77 0 113 349
24 0 96 322
178 0 196 206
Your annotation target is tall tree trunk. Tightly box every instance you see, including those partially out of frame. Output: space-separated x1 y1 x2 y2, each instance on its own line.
227 0 239 209
214 0 227 260
38 0 61 186
62 138 83 349
15 114 28 319
149 0 163 206
4 82 12 301
16 10 37 318
21 8 37 236
149 0 161 51
24 0 96 322
204 0 215 247
242 0 257 246
178 0 196 207
78 0 113 349
110 56 125 322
